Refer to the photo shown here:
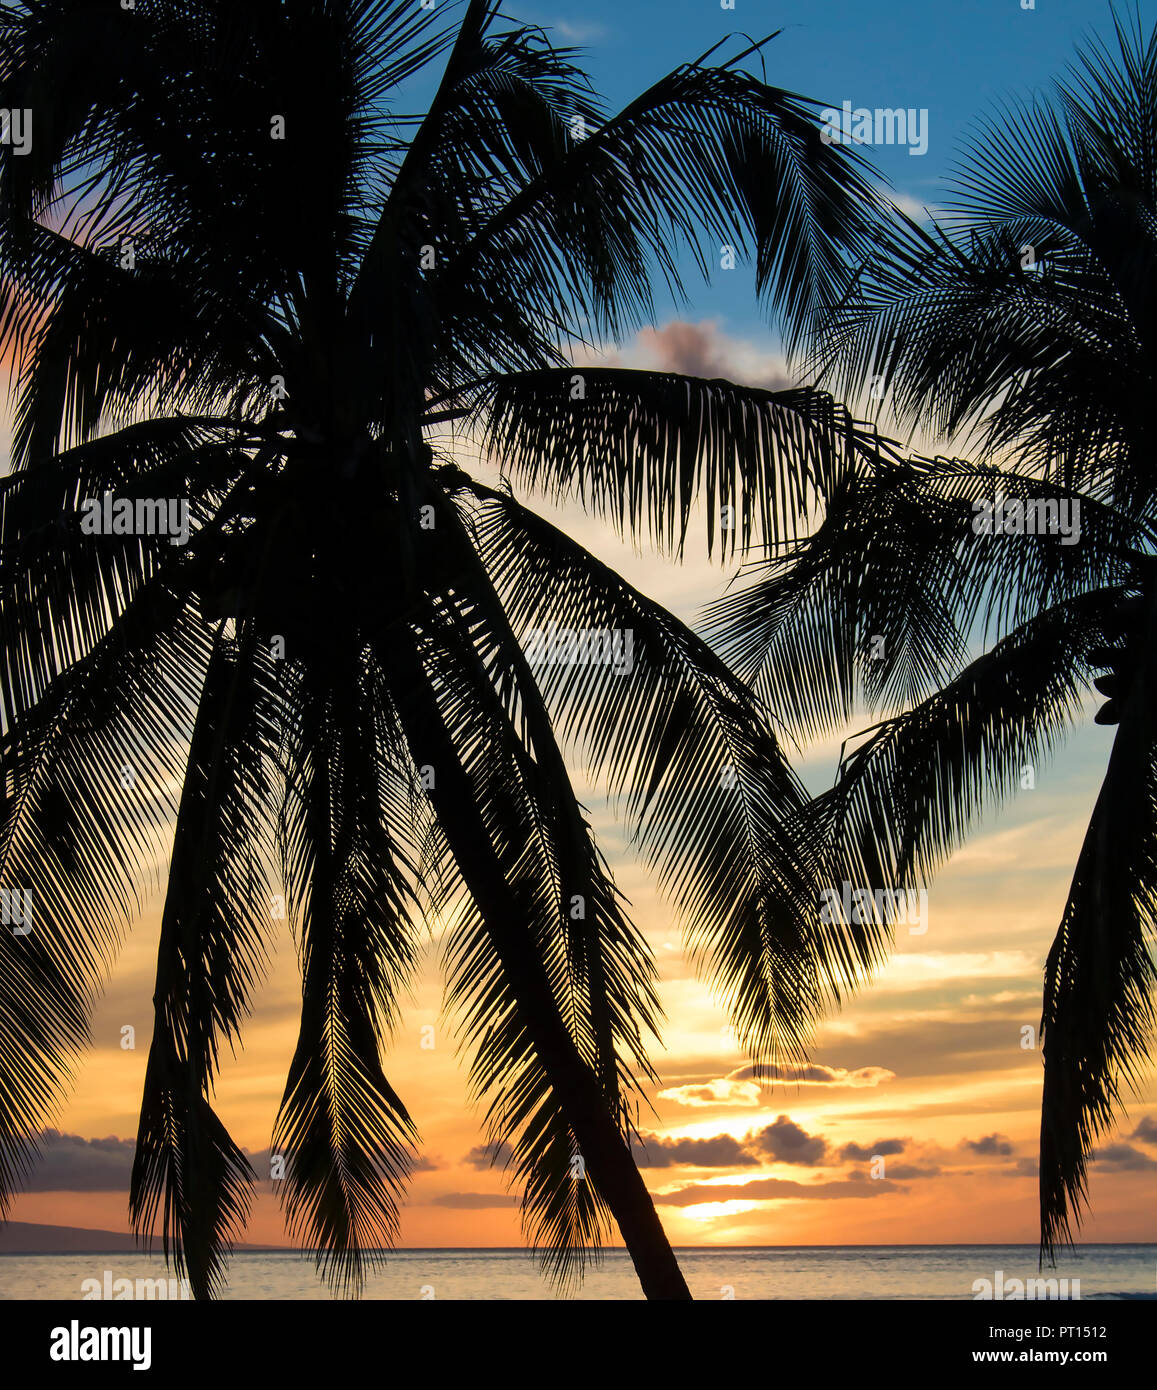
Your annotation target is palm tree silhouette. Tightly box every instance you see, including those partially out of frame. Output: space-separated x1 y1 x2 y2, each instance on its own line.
0 1 885 1298
711 10 1157 1261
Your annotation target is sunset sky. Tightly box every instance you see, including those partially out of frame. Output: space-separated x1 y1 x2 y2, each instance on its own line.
8 0 1157 1254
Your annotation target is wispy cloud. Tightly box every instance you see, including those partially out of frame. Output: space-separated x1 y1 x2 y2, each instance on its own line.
657 1078 762 1107
891 191 941 221
538 18 608 44
655 1176 906 1205
1132 1115 1157 1146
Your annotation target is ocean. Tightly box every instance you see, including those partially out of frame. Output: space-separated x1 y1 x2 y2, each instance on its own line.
1 1244 1153 1300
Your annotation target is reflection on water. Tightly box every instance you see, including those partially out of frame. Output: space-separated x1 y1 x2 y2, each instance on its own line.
2 1244 1153 1301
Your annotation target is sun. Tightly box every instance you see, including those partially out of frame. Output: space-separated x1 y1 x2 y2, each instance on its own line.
679 1200 764 1223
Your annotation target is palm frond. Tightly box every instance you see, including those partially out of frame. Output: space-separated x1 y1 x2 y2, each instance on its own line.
131 627 278 1299
484 368 858 558
809 15 1157 511
458 477 877 1059
706 453 1140 738
440 49 885 363
1 585 210 1215
803 587 1117 898
272 650 420 1296
0 416 248 720
383 584 658 1286
1040 586 1157 1252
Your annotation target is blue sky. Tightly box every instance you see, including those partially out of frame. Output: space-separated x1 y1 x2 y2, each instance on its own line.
508 0 1157 345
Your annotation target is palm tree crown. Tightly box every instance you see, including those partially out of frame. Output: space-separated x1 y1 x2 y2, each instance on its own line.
0 0 886 1297
711 9 1157 1258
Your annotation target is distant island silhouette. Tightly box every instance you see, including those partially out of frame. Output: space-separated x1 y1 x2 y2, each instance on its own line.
0 1222 291 1255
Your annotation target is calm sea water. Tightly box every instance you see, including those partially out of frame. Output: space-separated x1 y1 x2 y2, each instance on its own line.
1 1245 1153 1300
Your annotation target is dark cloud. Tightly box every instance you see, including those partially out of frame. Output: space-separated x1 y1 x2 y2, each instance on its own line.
631 1133 759 1169
728 1063 896 1089
746 1115 828 1166
15 1130 135 1192
633 1120 928 1176
1131 1116 1157 1146
654 1176 904 1206
463 1141 515 1171
428 1193 520 1209
961 1134 1015 1157
838 1139 906 1163
1093 1143 1157 1172
630 1119 927 1176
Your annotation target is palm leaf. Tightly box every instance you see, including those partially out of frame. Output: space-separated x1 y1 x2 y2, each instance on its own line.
458 477 878 1058
484 368 858 558
272 650 420 1296
131 627 277 1299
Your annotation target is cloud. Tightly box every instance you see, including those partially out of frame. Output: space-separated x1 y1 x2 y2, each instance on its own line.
1092 1143 1157 1172
839 1139 906 1162
11 1130 460 1200
1131 1116 1157 1146
630 1133 759 1169
959 991 1039 1008
807 1015 1041 1083
657 1079 761 1108
662 1063 895 1107
633 320 792 391
864 950 1040 994
630 1119 931 1176
890 192 940 221
1000 1158 1039 1178
14 1130 136 1192
746 1116 828 1166
961 1134 1015 1157
627 1118 946 1181
549 19 608 43
729 1063 896 1089
463 1141 515 1170
654 1176 903 1206
428 1193 520 1209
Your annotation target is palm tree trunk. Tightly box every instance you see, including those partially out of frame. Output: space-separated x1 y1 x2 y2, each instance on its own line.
385 635 692 1300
